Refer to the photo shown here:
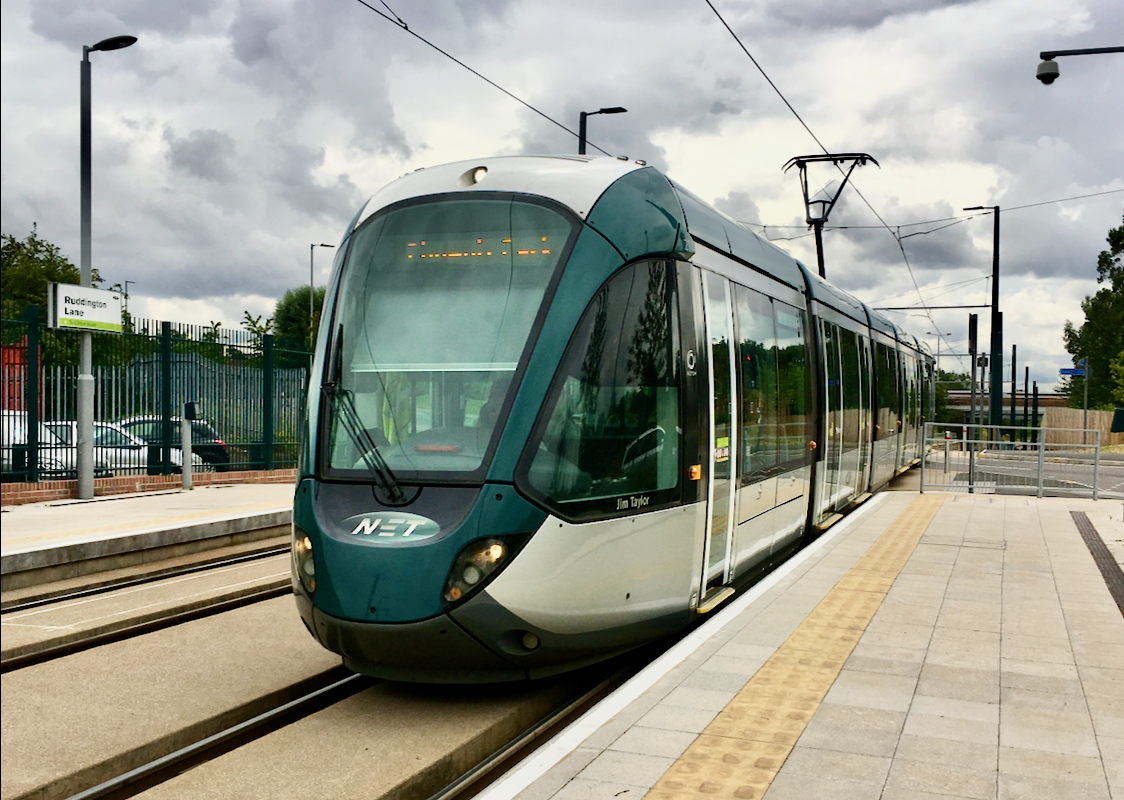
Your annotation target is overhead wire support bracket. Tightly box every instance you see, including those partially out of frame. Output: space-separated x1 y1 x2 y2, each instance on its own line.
783 152 879 279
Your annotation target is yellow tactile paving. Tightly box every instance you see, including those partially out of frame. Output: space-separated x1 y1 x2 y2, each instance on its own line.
645 494 944 800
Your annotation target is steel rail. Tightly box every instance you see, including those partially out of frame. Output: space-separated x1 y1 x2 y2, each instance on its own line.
428 652 662 800
66 672 372 800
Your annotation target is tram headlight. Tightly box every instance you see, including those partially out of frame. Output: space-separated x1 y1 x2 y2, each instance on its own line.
292 525 317 595
443 537 518 605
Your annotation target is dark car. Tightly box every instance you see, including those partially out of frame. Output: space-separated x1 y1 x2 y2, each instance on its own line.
117 416 232 471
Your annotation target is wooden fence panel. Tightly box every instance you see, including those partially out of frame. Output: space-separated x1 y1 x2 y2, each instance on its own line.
1042 407 1124 446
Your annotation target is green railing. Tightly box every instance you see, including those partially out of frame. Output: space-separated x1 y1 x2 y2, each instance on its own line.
1 306 312 482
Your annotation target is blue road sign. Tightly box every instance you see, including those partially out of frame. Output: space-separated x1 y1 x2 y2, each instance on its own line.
1060 368 1085 376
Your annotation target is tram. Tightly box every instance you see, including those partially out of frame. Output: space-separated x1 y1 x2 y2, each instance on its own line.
291 156 933 682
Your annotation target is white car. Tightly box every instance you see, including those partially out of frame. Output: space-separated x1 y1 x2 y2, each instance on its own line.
1 410 80 478
43 420 203 476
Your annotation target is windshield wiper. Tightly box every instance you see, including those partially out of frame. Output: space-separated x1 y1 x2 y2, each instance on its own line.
323 326 404 502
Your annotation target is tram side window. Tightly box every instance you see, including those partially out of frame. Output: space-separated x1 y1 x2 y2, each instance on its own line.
775 302 808 467
875 342 900 440
904 355 918 427
841 328 862 450
523 260 681 516
733 285 778 481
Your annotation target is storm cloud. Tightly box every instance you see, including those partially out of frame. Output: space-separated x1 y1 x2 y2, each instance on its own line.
2 0 1121 389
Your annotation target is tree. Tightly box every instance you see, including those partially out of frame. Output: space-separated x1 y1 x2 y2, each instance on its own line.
241 311 273 358
272 285 326 354
1111 351 1124 406
1 225 100 319
934 369 970 423
1063 215 1124 410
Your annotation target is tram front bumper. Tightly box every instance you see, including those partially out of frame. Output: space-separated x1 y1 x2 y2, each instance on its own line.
297 592 526 683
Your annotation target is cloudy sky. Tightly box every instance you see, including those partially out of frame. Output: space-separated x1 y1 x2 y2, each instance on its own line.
2 0 1121 390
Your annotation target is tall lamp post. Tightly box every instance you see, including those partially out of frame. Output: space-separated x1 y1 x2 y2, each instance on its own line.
310 243 334 349
964 205 1002 428
926 331 951 376
577 107 627 155
79 34 137 499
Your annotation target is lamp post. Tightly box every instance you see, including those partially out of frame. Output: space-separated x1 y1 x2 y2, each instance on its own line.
964 206 1002 429
926 331 951 376
310 243 334 349
577 107 627 155
79 34 137 499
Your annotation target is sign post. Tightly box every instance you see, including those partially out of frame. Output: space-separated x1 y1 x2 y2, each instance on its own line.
1059 364 1089 445
47 283 122 496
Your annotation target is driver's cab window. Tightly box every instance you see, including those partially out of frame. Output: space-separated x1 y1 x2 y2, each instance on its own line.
521 260 681 520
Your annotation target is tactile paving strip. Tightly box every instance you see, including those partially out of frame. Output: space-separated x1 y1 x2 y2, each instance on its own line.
645 494 944 800
1071 510 1124 616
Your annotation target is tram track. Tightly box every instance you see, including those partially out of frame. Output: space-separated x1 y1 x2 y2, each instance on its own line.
68 671 372 800
4 596 642 800
0 544 290 614
57 670 622 800
124 656 641 800
0 581 291 673
1 545 293 671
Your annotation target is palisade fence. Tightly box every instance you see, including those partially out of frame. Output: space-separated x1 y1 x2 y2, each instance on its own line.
919 422 1119 500
1 305 312 482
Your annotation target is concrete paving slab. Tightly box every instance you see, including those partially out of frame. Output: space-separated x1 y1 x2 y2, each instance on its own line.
1 483 293 552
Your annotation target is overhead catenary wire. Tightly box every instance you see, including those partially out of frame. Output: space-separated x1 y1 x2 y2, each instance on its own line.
350 0 614 156
868 275 990 306
703 0 935 328
740 188 1124 232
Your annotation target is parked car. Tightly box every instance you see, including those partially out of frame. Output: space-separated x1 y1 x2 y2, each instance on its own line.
1 410 83 479
116 416 232 471
44 420 204 476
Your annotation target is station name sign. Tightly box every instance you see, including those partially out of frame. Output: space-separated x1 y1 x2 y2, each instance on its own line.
47 283 123 334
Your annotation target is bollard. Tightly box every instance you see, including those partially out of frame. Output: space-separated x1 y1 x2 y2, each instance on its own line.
181 401 199 490
1093 430 1100 501
181 415 193 490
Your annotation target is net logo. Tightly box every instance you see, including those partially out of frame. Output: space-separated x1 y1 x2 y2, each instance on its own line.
342 512 441 542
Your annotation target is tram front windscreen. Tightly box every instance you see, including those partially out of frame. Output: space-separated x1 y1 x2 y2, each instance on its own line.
324 196 577 479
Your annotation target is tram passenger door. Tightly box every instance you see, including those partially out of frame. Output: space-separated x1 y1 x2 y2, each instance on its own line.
701 271 736 600
858 336 873 492
820 321 844 514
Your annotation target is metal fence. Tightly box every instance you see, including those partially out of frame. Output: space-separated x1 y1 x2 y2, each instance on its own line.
1 305 312 482
919 422 1120 500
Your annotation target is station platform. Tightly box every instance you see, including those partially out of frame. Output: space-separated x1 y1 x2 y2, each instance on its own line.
480 492 1124 800
0 483 294 590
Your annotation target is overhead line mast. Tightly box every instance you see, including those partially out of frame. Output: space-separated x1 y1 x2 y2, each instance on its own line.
782 153 879 279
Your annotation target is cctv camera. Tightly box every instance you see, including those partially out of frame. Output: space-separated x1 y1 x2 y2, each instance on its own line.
1036 59 1059 84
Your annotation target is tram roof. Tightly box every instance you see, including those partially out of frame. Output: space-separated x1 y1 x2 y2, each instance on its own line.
350 155 823 296
354 155 646 229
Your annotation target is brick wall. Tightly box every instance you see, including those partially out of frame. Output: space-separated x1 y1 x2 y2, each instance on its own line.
1 468 297 506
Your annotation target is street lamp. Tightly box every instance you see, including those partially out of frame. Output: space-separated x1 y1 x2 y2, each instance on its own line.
310 243 334 349
964 206 1002 428
578 107 627 155
1035 46 1123 84
926 331 951 376
78 34 137 499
